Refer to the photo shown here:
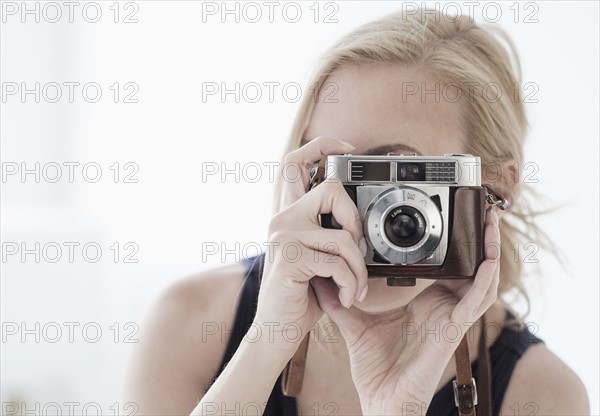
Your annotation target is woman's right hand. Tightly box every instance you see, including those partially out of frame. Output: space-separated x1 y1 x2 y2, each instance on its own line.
251 136 369 354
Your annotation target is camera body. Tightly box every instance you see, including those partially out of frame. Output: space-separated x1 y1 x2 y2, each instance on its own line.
310 153 488 286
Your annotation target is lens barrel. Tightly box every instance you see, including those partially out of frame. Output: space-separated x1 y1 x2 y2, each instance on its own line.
383 206 426 247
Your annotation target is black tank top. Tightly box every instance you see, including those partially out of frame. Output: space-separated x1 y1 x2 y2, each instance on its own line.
212 253 544 416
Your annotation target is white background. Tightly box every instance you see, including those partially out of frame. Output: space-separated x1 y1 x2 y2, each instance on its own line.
1 1 598 414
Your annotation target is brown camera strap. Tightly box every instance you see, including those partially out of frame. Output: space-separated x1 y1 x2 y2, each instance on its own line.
282 316 492 416
454 334 476 415
281 333 310 396
477 314 493 416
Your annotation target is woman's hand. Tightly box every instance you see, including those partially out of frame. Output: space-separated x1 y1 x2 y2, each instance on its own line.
252 136 369 355
311 208 501 415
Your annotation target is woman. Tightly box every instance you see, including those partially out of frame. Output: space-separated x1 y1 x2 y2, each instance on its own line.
123 9 589 416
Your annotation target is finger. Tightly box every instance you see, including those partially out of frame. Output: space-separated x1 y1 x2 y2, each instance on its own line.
307 251 358 309
475 249 501 317
454 208 500 321
476 208 501 316
296 228 368 302
281 136 356 208
435 277 472 300
301 178 364 245
310 276 368 345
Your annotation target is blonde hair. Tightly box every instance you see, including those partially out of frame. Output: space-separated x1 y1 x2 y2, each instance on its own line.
272 9 558 318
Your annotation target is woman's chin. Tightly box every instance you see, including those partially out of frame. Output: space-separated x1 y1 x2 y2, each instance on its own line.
353 277 435 313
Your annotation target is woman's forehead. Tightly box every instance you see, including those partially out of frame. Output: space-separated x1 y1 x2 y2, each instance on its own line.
304 64 466 156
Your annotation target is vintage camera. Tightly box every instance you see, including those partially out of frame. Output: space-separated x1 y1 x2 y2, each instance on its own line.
309 153 502 286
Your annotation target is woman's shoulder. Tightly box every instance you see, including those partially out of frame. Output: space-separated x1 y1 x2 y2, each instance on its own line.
159 261 249 315
151 259 252 357
122 260 249 413
498 324 589 415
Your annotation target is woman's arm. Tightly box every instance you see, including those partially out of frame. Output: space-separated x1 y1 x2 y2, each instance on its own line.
122 263 268 415
123 264 299 416
191 325 295 415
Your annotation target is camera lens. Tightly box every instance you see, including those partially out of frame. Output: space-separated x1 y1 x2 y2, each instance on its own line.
392 214 417 237
383 206 426 247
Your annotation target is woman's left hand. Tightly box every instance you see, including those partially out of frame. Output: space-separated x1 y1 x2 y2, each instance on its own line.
310 208 501 415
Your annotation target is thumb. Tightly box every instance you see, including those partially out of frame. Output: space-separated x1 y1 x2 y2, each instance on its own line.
310 276 368 343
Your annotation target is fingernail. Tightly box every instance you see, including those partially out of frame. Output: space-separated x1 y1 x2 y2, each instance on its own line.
359 237 367 257
336 139 356 150
343 296 353 308
358 285 368 302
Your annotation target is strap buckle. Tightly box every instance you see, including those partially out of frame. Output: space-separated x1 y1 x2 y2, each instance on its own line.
453 377 478 413
482 184 509 210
